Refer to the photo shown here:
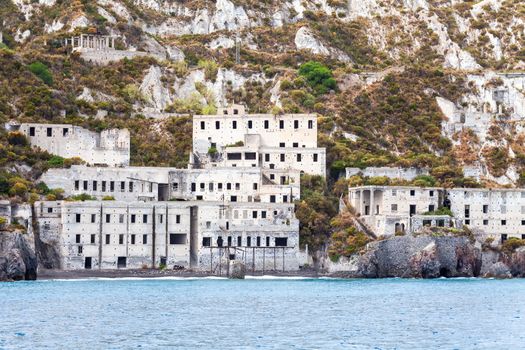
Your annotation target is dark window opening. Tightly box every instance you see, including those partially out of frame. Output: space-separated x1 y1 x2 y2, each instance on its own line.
232 120 237 129
29 127 35 136
117 257 127 268
203 237 211 247
264 120 269 129
46 127 52 137
227 236 232 247
119 234 124 245
266 236 270 247
170 234 186 245
227 153 242 160
90 234 95 244
75 234 81 243
75 214 81 223
247 237 251 247
105 234 110 245
143 234 148 244
77 246 82 254
275 237 288 247
245 152 256 160
257 236 261 247
237 236 242 246
200 121 205 130
131 234 136 245
84 257 92 269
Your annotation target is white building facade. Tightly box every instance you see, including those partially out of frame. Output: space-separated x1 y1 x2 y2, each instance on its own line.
192 105 326 177
15 123 130 166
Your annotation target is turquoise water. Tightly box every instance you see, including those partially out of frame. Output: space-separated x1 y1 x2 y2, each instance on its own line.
1 277 524 349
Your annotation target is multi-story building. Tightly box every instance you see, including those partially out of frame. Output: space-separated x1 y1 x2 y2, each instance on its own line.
192 105 326 177
348 185 445 236
448 188 525 241
7 122 130 167
40 165 300 203
34 200 300 271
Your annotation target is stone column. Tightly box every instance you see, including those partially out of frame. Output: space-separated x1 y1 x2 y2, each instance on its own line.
358 189 363 215
80 34 83 48
370 188 375 216
112 37 115 49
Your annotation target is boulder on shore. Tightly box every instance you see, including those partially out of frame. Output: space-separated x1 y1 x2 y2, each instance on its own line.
229 260 246 279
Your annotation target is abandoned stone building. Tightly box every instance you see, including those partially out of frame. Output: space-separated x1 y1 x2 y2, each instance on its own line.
192 104 326 177
448 188 525 241
34 200 300 271
348 183 525 241
24 104 326 272
348 185 445 236
40 165 300 204
9 122 130 167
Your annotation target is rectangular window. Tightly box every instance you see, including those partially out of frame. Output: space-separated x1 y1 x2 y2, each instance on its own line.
74 180 79 191
75 234 81 243
275 237 288 247
230 196 237 202
465 205 470 218
253 183 258 190
293 142 298 148
176 215 181 224
215 121 220 129
200 121 205 130
105 214 110 223
227 183 232 190
93 181 97 191
131 234 136 245
270 195 276 203
237 236 242 246
29 127 35 136
261 211 267 219
159 214 163 223
200 183 205 190
294 120 299 129
308 120 313 129
102 181 106 192
247 237 251 247
410 190 415 196
191 183 196 192
391 204 398 212
91 214 96 223
280 154 285 162
46 127 52 137
232 120 237 129
83 181 88 191
121 181 125 192
248 120 253 129
119 234 124 245
105 234 110 245
313 153 318 162
170 234 186 245
279 142 285 148
143 214 148 224
119 214 124 224
78 246 83 254
202 237 211 247
218 183 223 190
266 236 270 247
110 181 114 192
297 153 302 162
252 211 258 219
245 152 256 160
131 214 136 223
279 120 284 129
257 236 261 246
265 154 270 162
235 183 240 190
283 195 288 203
429 190 434 197
75 214 81 223
264 120 269 129
143 234 148 244
501 220 506 226
483 220 489 226
483 205 489 214
90 234 95 244
129 182 133 192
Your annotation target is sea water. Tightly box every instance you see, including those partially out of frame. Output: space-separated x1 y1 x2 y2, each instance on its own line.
1 277 524 349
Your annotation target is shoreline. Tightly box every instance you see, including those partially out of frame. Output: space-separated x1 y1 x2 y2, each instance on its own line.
37 268 323 280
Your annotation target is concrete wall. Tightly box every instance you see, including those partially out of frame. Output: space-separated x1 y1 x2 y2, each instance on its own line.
18 123 130 166
346 167 429 180
78 49 166 66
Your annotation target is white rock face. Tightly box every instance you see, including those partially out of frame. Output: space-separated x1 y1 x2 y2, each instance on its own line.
140 66 172 111
97 0 132 21
166 45 185 62
294 27 329 55
44 20 65 33
208 36 235 50
347 0 383 19
14 29 30 43
97 7 117 24
402 0 428 11
77 87 117 104
69 15 90 32
270 81 282 108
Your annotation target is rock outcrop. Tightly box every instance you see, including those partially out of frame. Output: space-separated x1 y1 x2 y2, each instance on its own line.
355 236 482 278
0 232 38 281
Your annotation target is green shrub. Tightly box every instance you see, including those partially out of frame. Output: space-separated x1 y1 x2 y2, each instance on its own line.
70 193 96 201
47 155 65 167
28 61 53 86
502 237 525 254
7 132 28 146
298 61 337 95
102 196 115 200
424 207 453 216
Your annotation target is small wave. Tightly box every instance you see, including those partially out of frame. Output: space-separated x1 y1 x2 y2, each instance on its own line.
244 275 314 280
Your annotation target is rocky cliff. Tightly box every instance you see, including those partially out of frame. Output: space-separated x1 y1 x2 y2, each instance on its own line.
327 235 525 279
0 231 38 281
